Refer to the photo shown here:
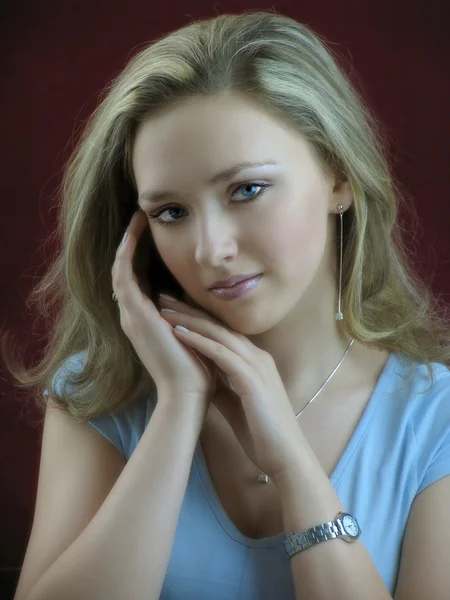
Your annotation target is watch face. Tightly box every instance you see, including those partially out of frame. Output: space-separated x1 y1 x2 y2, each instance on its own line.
342 514 360 537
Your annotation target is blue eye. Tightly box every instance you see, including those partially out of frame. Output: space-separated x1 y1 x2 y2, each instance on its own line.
149 181 271 227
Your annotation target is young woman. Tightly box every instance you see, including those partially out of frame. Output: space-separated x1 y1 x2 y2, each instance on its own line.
6 10 450 600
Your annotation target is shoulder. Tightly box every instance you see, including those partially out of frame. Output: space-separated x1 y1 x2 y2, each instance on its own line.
395 354 450 434
43 351 158 461
43 350 89 399
392 358 450 600
387 353 450 420
391 354 450 495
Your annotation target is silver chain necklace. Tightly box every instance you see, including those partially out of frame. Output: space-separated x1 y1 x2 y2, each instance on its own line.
257 337 355 483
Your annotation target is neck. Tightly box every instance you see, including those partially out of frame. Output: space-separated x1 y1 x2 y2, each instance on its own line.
244 284 380 413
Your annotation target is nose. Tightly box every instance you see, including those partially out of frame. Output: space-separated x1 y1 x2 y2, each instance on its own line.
194 212 238 267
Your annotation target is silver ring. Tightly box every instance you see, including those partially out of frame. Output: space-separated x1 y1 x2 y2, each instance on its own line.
112 292 118 303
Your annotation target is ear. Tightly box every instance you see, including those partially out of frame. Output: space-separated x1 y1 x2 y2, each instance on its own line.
331 177 354 213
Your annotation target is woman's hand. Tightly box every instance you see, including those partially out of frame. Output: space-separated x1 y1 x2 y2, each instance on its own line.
111 210 219 409
158 301 303 482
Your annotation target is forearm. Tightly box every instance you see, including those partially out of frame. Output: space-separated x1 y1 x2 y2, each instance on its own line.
274 435 392 600
27 397 204 600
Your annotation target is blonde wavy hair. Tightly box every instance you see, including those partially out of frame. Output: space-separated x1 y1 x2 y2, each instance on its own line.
2 10 450 423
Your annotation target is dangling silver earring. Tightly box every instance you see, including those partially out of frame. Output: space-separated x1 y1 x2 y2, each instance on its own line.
335 204 344 321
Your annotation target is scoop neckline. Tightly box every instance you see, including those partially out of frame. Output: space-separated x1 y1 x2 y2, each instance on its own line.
193 351 399 548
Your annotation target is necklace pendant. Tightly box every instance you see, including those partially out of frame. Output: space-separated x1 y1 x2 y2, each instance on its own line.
257 472 270 484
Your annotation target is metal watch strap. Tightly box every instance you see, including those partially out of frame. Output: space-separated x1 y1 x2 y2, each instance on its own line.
284 512 359 559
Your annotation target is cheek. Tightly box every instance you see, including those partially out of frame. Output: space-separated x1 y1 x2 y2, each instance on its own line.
151 233 185 279
160 252 185 281
262 209 327 282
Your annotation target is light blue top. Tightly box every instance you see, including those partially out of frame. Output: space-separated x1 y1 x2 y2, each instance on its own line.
44 351 450 598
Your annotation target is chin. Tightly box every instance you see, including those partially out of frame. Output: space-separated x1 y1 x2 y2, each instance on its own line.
219 308 277 337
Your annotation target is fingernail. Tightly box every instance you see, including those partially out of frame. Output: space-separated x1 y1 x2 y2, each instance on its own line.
159 293 178 302
161 308 178 313
175 325 190 333
121 232 128 246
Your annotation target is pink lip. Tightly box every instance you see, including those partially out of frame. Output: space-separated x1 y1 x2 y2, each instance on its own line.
210 272 261 289
209 274 263 300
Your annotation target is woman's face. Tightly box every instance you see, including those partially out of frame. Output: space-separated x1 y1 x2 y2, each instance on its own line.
132 93 348 334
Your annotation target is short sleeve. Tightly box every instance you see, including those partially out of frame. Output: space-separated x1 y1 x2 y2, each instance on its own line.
88 414 127 461
43 350 88 400
415 373 450 495
43 351 156 462
88 393 156 462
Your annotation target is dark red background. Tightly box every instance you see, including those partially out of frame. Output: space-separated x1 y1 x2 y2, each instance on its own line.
1 1 449 597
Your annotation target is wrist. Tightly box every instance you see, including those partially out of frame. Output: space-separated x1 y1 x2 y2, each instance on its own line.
156 388 210 425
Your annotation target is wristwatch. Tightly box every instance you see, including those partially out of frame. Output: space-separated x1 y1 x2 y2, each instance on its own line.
284 511 361 559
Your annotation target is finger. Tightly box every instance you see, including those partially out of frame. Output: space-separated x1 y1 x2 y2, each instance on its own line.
160 293 254 358
172 326 255 398
164 310 259 370
112 210 149 310
159 294 220 324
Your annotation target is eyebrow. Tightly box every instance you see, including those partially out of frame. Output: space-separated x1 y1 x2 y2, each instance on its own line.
137 159 280 207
